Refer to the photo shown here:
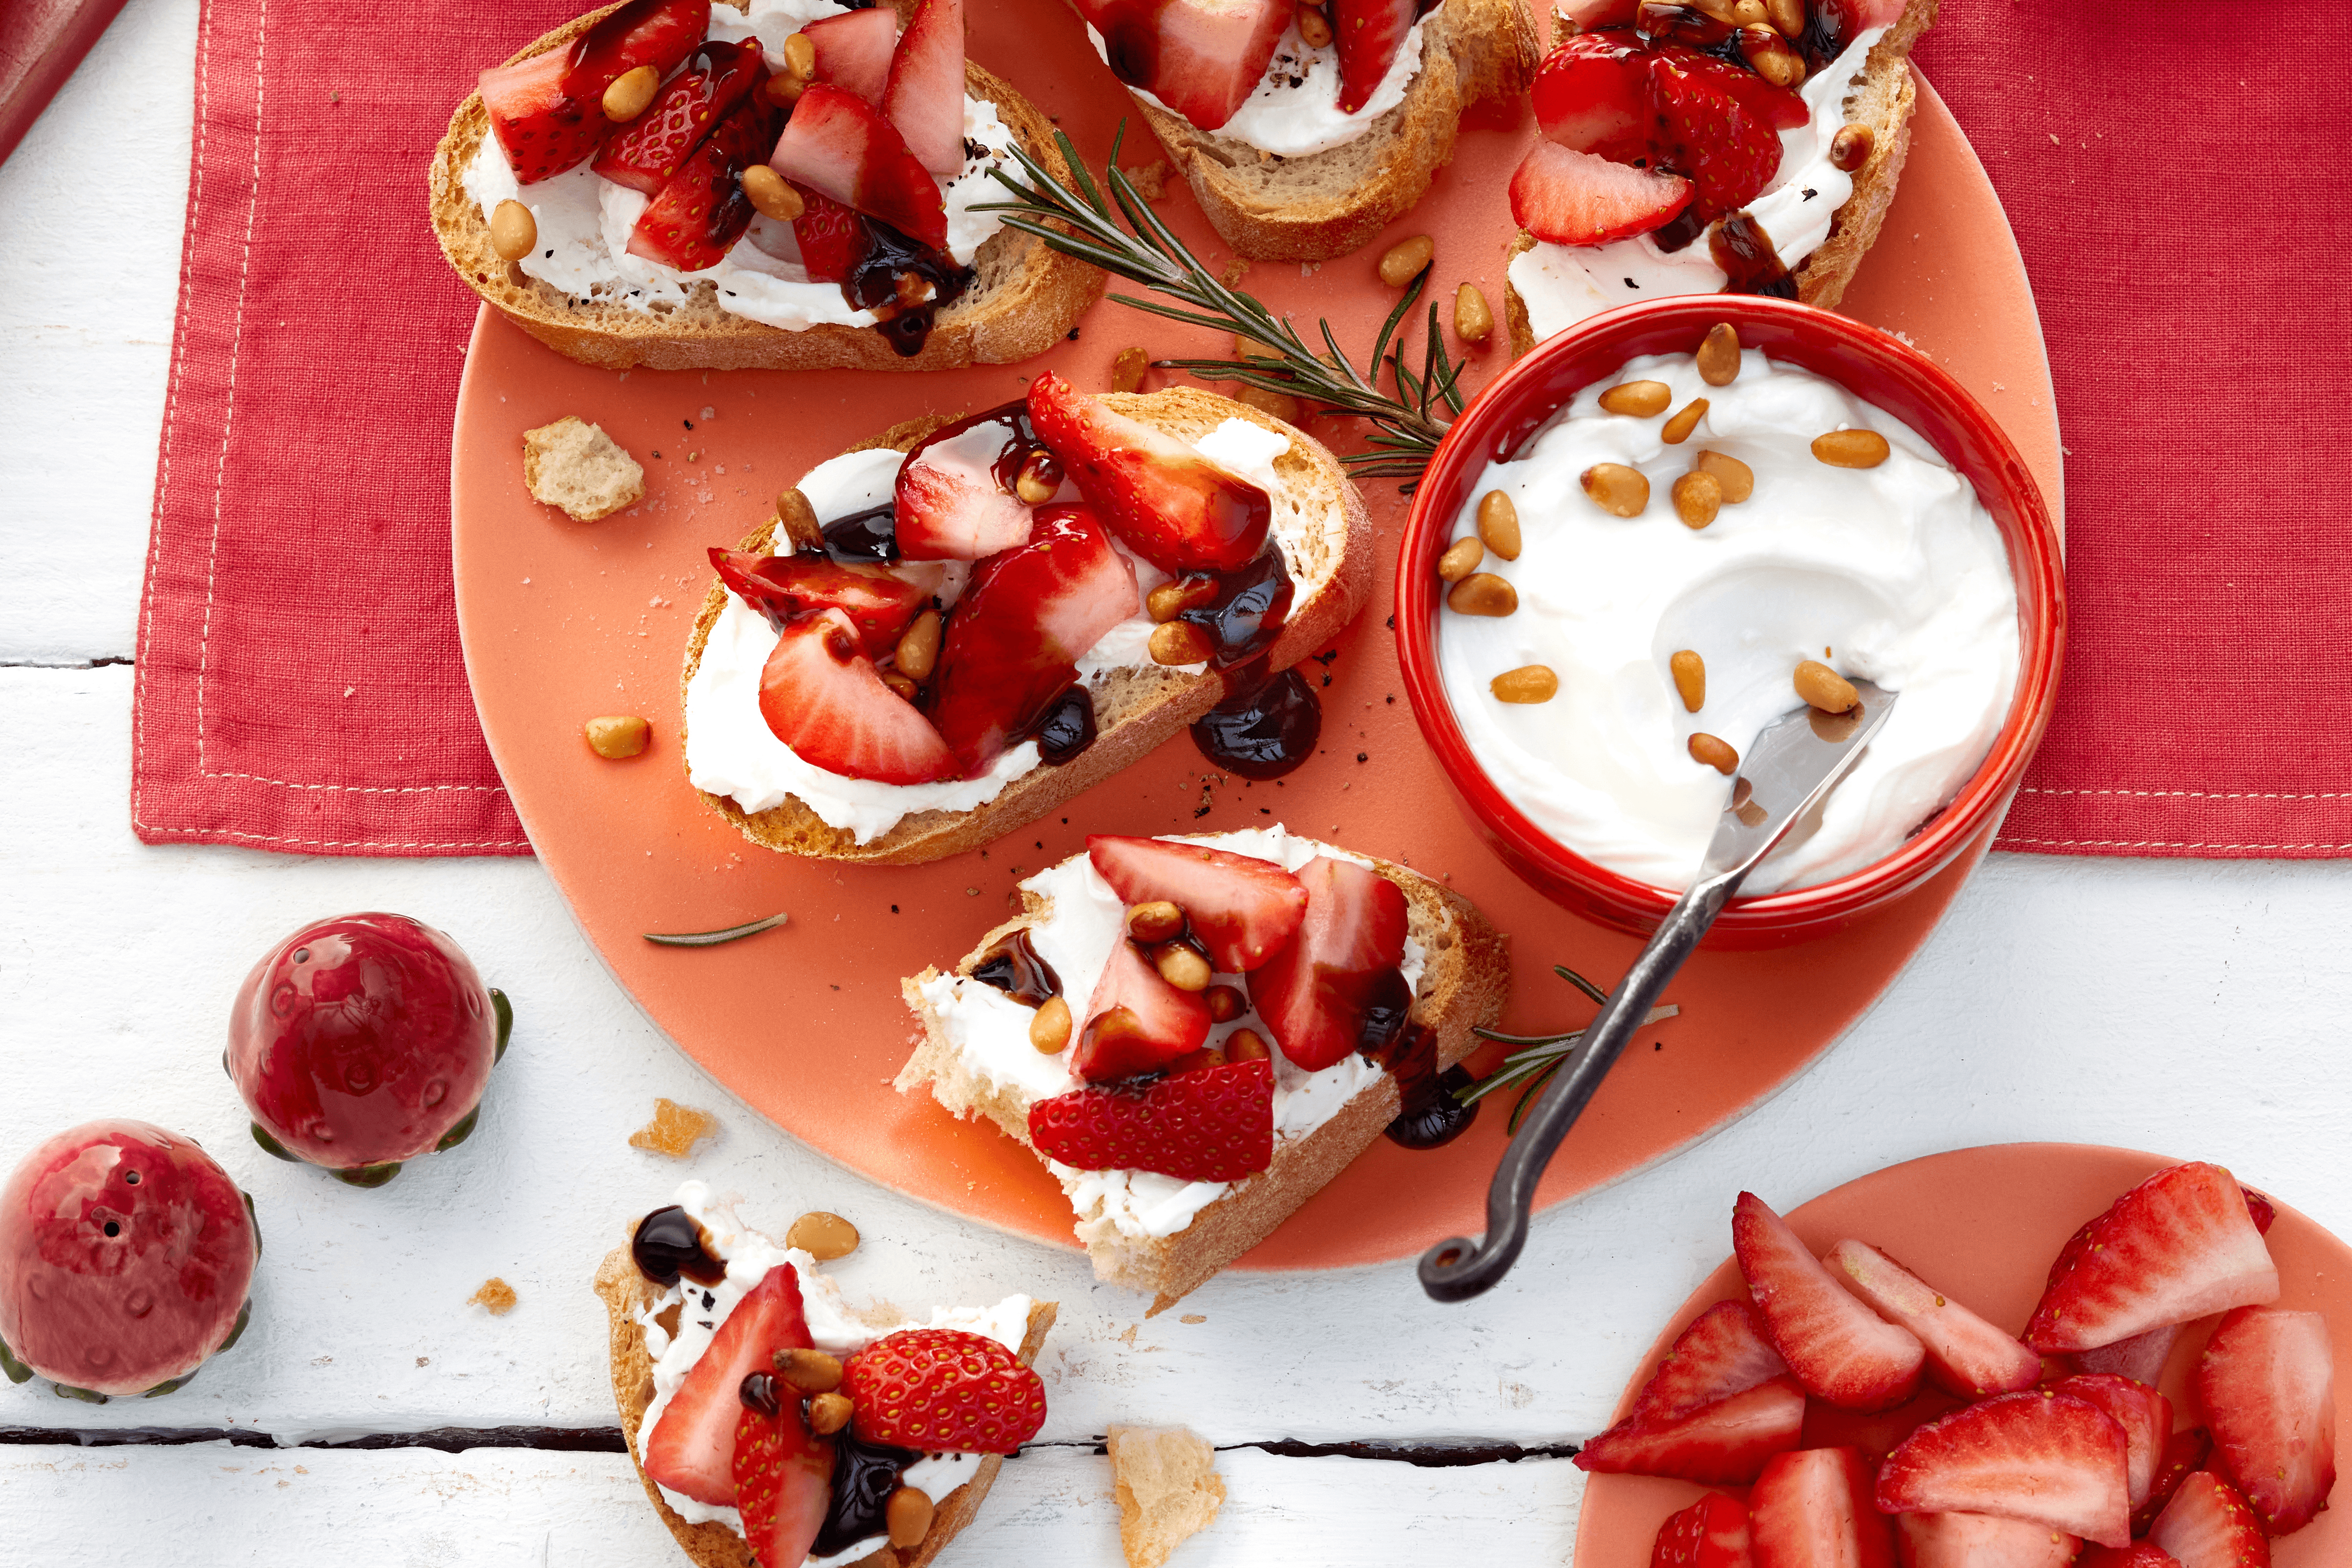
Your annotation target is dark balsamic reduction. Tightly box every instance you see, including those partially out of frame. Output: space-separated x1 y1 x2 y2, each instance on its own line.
1634 1 1744 63
1351 971 1478 1149
910 399 1050 493
1191 665 1321 781
631 1206 727 1288
1030 684 1098 764
1710 212 1797 298
972 929 1061 1005
1177 548 1295 671
1797 0 1853 73
814 1433 923 1558
821 504 899 563
1651 207 1709 255
738 1371 781 1418
843 218 976 360
1386 1060 1481 1150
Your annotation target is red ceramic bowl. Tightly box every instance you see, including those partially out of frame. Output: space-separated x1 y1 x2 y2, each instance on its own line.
1395 295 2064 947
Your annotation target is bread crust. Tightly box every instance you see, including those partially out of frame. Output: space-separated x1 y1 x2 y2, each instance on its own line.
678 387 1375 865
426 7 1103 371
593 1244 1059 1568
895 840 1511 1313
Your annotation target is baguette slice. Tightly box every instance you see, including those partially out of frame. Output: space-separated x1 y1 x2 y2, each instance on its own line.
593 1244 1059 1568
896 833 1510 1313
1111 0 1538 262
427 5 1102 372
1503 0 1938 356
680 387 1373 864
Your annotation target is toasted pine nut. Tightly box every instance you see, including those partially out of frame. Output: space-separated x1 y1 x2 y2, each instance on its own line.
1765 0 1804 34
1732 0 1767 20
763 70 806 106
777 487 824 549
807 1392 853 1435
1477 490 1521 559
1378 234 1435 288
584 715 650 759
1029 996 1072 1054
1454 283 1494 343
1298 2 1335 46
1688 733 1739 774
1204 985 1246 1022
1812 428 1892 467
775 1347 844 1393
1149 620 1212 665
1234 383 1303 424
1670 651 1706 712
1581 463 1650 517
1696 323 1741 385
1661 398 1708 445
1794 659 1860 714
1111 346 1150 394
1490 665 1559 704
741 164 805 222
1154 943 1213 992
1127 901 1185 943
1437 536 1484 582
887 1487 935 1549
1446 572 1518 617
1015 449 1062 504
882 671 920 702
783 31 817 78
1225 1027 1271 1063
1695 450 1754 503
490 200 537 262
893 610 941 682
1830 123 1875 172
602 64 659 121
1673 470 1723 530
1740 24 1804 85
1599 380 1673 418
1146 578 1215 623
786 1211 860 1261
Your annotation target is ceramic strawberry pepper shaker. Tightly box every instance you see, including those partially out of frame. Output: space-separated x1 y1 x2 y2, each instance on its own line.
226 913 510 1187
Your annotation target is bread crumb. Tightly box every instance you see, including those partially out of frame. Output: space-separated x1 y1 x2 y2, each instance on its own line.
629 1098 718 1158
1109 1425 1224 1568
1219 257 1251 288
1122 159 1173 201
1179 1314 1206 1325
470 1278 518 1315
522 416 645 521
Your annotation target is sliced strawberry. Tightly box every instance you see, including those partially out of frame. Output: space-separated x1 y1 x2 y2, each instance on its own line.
593 40 764 195
757 607 956 784
479 50 605 185
2053 1374 2171 1509
2243 1187 2277 1234
769 83 948 252
926 503 1137 776
2073 1324 2181 1387
1332 0 1415 114
1576 1375 1806 1486
2134 1428 2213 1538
1626 1299 1789 1429
1877 1392 2131 1547
1071 938 1211 1083
733 1396 832 1568
1642 45 1787 221
1894 1512 2078 1568
2024 1164 2280 1354
1749 1446 1895 1568
1652 1491 1752 1568
2147 1473 2271 1568
1509 141 1692 245
1085 835 1309 974
1071 0 1288 132
2195 1305 2336 1535
883 0 966 176
711 548 929 658
629 95 785 273
804 7 899 105
1733 1194 1925 1412
895 405 1037 562
791 186 869 283
1025 372 1271 575
1247 856 1408 1072
1532 29 1651 163
1028 1057 1274 1181
640 1263 814 1506
2077 1546 2186 1568
839 1327 1047 1453
560 0 710 102
1826 1241 2041 1400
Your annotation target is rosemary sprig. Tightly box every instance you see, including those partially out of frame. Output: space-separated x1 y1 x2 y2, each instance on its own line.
644 910 790 948
1456 964 1682 1134
978 127 1465 486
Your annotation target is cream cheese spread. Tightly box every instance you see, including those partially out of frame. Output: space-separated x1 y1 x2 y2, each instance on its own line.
1086 14 1428 158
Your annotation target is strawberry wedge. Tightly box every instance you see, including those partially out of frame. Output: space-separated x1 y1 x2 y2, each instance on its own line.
2195 1305 2336 1535
2073 1323 2182 1386
1085 835 1308 974
561 0 711 102
1073 938 1211 1083
641 1263 814 1505
1069 0 1288 132
1625 1299 1789 1429
2054 1374 2172 1508
1749 1446 1896 1568
895 407 1037 561
1575 1375 1805 1486
733 1399 832 1568
629 95 786 272
1028 1058 1273 1182
593 39 764 194
1533 29 1651 163
1332 0 1416 115
1650 1492 1751 1568
2135 1427 2213 1538
883 0 966 176
2147 1472 2271 1568
1826 1241 2042 1399
1894 1512 2078 1568
710 548 931 659
479 51 605 185
769 83 948 251
758 607 957 784
1876 1391 2132 1547
1734 1193 1926 1412
1509 141 1691 246
2025 1164 2280 1354
1025 372 1272 575
1247 856 1408 1072
804 7 897 104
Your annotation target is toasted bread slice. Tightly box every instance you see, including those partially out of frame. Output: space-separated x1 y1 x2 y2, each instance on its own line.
1504 0 1937 355
593 1244 1058 1568
1115 0 1538 262
427 6 1102 372
679 387 1373 865
896 834 1510 1314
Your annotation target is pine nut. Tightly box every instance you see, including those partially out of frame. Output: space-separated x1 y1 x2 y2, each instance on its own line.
1438 537 1484 582
1688 733 1739 774
1029 996 1072 1054
775 1347 843 1393
584 715 650 758
887 1486 935 1549
602 64 659 121
1599 380 1673 418
1732 0 1767 20
1111 346 1149 394
1696 323 1741 385
1830 123 1875 172
763 70 806 106
1740 24 1804 86
1298 2 1334 47
1670 650 1706 713
1147 578 1215 623
1235 383 1303 424
1794 659 1860 714
1673 470 1723 529
1154 943 1213 992
741 164 804 222
1765 0 1804 34
777 487 824 549
1581 463 1650 517
1490 665 1559 703
1454 283 1493 343
1015 450 1062 504
783 31 817 78
1661 398 1708 445
1695 450 1754 502
1225 1027 1271 1062
1378 234 1435 288
1127 901 1185 943
1812 428 1892 467
1149 620 1212 664
882 671 920 701
490 200 537 262
1477 490 1522 559
807 1392 853 1435
786 1211 860 1261
1446 573 1518 617
1204 985 1246 1022
885 610 939 683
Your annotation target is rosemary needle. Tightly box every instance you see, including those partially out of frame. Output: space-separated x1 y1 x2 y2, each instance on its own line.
644 910 790 948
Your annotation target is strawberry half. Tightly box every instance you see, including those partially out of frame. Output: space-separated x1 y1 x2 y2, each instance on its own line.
711 548 930 658
1626 1299 1789 1430
1072 938 1211 1083
2195 1305 2336 1535
805 7 898 105
1641 45 1787 221
1085 835 1309 974
1877 1391 2132 1547
2147 1472 2271 1568
2135 1428 2213 1538
593 39 764 196
839 1327 1047 1454
1733 1193 1925 1412
2077 1546 2188 1568
1027 1057 1274 1182
1826 1241 2042 1400
2053 1374 2172 1509
894 404 1038 562
734 1396 833 1568
479 50 605 185
1894 1512 2078 1568
641 1263 814 1506
2024 1163 2280 1354
757 607 957 784
1247 855 1408 1072
1749 1446 1895 1568
1025 373 1272 575
629 94 785 273
1509 141 1692 245
1532 29 1651 163
791 186 869 283
2073 1323 2182 1387
1576 1374 1805 1486
1071 0 1289 132
883 0 966 177
769 83 948 252
1651 1491 1752 1568
560 0 710 103
1332 0 1416 115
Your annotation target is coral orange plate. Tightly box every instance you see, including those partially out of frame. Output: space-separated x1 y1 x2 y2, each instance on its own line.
449 14 2061 1274
1572 1144 2352 1565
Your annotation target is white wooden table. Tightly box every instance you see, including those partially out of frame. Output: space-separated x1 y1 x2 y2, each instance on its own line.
6 6 2349 1563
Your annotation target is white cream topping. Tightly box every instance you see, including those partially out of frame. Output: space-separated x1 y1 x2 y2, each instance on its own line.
461 0 1020 335
1436 347 2018 894
916 826 1427 1240
1086 14 1427 157
1507 28 1885 341
632 1181 1035 1558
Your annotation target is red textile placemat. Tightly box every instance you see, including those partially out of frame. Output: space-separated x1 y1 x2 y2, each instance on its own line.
133 0 2352 859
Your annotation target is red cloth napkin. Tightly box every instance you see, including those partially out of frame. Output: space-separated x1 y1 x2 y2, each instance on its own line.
133 0 2352 859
